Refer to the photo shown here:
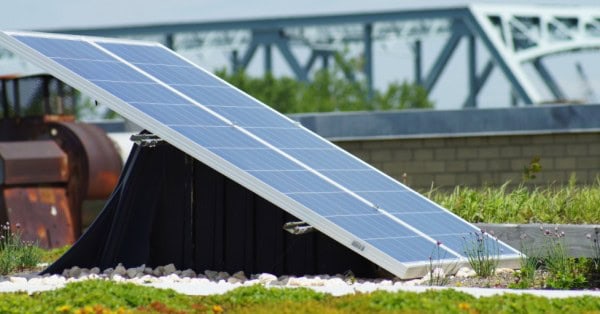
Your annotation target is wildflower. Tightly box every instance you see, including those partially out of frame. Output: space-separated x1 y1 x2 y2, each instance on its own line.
539 225 544 231
458 302 471 310
489 230 495 236
544 229 550 235
480 229 486 234
56 305 71 313
213 305 224 313
15 223 20 229
436 240 442 246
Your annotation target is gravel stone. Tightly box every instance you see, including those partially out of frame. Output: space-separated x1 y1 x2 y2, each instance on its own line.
455 267 477 278
216 271 229 281
153 266 164 277
9 276 27 284
232 271 247 281
68 266 81 278
258 273 277 284
113 264 127 277
163 264 177 276
205 270 218 280
181 269 196 278
126 268 140 278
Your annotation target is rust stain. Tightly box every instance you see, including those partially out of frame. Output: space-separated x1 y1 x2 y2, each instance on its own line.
26 189 38 202
39 189 56 204
36 226 48 242
3 188 75 249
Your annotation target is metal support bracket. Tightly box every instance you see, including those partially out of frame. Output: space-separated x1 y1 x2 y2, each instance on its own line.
130 134 165 147
283 221 314 235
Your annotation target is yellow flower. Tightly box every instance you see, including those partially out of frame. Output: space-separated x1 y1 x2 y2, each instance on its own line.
56 305 71 312
213 304 224 313
458 302 471 310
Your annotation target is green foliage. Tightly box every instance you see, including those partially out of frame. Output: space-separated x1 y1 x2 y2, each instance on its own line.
509 237 540 289
40 245 71 264
462 230 500 278
537 226 588 289
3 281 600 313
0 222 42 275
522 156 542 181
216 69 433 114
430 178 600 224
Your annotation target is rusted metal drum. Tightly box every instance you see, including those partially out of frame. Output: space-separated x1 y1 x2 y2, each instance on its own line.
47 121 122 199
45 121 122 237
0 141 74 248
3 188 74 249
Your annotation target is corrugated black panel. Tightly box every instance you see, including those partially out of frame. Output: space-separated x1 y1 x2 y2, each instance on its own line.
45 142 380 277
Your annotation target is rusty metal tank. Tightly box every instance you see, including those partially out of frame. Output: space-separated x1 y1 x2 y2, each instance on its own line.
0 74 122 248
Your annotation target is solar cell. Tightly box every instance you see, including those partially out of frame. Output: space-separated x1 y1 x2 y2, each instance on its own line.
0 31 520 278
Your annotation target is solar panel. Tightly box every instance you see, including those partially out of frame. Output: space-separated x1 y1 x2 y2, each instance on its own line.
0 31 520 278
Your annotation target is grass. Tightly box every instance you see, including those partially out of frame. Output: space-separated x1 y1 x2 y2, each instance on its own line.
429 177 600 224
462 230 499 278
2 280 600 313
0 222 43 275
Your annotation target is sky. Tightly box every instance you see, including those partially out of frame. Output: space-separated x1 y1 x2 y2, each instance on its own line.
0 0 599 110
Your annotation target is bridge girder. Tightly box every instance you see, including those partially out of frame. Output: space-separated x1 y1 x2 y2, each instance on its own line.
17 5 600 107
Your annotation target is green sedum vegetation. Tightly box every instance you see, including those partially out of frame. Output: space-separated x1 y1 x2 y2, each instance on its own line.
2 281 600 313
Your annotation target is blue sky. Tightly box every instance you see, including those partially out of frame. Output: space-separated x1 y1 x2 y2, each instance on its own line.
0 0 599 109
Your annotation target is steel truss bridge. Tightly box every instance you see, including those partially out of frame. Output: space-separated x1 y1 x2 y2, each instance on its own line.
36 4 600 107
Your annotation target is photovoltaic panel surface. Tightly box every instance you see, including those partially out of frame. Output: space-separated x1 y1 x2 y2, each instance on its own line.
0 31 520 278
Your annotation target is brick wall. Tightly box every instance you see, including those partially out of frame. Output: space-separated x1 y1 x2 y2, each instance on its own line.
335 132 600 190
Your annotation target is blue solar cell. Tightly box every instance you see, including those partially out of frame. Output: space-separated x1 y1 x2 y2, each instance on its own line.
129 103 226 127
289 192 377 217
55 59 153 82
248 128 332 149
15 36 114 60
212 149 304 171
321 170 407 192
171 126 264 149
93 81 190 104
172 85 263 107
327 214 416 239
249 170 341 194
98 42 190 66
394 212 474 235
208 107 296 128
357 191 444 214
283 148 370 170
133 64 226 87
392 211 516 255
368 237 449 263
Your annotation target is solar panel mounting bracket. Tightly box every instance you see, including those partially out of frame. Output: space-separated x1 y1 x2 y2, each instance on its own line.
283 221 314 235
130 133 165 148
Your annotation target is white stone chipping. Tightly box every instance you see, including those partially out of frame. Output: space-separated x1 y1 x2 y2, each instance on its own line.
0 264 599 298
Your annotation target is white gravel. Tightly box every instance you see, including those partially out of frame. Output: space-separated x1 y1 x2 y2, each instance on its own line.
1 264 599 299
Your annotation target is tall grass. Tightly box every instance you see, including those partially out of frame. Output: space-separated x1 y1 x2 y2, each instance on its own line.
0 222 42 274
429 177 600 224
